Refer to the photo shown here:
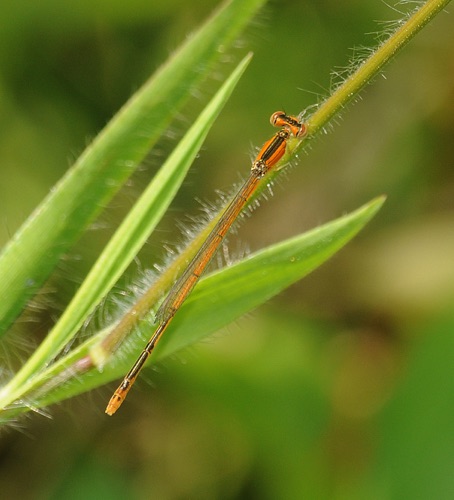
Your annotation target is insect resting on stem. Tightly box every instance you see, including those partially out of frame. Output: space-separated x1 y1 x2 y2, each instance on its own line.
106 111 307 415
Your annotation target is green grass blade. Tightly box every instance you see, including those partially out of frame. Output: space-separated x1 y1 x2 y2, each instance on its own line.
9 196 384 415
0 54 252 413
155 196 385 358
0 0 266 335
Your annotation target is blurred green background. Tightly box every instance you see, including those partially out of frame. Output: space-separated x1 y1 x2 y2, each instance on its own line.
0 0 453 498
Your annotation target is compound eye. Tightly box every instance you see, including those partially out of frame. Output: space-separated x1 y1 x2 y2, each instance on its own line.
270 111 286 127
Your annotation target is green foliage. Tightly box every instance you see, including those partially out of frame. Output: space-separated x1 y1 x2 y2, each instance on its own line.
0 1 452 499
0 0 391 419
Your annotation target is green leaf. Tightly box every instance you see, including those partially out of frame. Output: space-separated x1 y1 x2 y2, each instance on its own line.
0 0 267 335
155 196 385 359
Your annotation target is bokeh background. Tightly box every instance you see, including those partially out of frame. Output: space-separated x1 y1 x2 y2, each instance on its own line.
1 0 453 498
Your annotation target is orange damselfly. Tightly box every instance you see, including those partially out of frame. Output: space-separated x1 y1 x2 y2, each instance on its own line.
106 111 306 415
